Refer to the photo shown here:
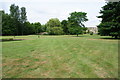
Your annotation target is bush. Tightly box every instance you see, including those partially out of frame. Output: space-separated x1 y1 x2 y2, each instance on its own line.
48 27 64 35
90 32 93 35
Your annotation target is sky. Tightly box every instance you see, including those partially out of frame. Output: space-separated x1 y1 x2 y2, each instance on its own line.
0 0 106 27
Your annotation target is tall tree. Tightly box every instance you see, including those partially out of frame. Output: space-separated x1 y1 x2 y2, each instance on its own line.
68 11 88 36
20 7 27 35
2 4 36 36
10 4 21 35
10 4 20 22
20 7 27 23
97 2 120 38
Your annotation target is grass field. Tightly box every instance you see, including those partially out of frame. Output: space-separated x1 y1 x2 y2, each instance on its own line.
1 34 118 78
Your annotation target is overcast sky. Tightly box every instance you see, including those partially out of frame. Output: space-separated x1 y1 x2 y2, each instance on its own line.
0 0 106 27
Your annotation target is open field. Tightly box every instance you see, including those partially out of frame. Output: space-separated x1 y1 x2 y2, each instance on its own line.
1 34 118 78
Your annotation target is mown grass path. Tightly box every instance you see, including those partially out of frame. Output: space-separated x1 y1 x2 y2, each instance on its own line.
2 35 118 78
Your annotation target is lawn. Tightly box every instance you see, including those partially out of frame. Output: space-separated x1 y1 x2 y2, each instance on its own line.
1 34 118 78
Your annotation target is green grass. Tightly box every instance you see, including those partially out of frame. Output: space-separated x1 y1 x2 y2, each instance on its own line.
1 34 118 78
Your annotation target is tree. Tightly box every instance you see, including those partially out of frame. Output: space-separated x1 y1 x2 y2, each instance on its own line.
32 22 42 34
20 7 27 35
10 4 21 35
46 18 61 28
97 2 120 38
68 11 88 36
68 25 83 35
61 20 69 34
2 11 16 35
2 4 33 36
83 27 88 34
23 22 35 35
10 4 20 21
41 24 47 32
50 27 64 35
46 18 63 35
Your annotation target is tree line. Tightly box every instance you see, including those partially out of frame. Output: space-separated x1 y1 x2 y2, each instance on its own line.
2 2 120 38
2 4 88 36
2 4 43 36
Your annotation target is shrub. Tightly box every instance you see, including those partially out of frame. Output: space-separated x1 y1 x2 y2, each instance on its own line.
90 32 93 35
48 27 64 35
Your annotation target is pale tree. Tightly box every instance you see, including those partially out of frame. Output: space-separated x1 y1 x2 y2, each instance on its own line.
46 18 63 35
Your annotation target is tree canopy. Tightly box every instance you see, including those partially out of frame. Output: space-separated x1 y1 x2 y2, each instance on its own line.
67 11 88 36
46 18 63 35
61 20 69 34
2 4 89 36
97 2 120 38
2 4 36 35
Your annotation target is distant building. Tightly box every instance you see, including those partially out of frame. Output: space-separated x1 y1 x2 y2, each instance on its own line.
86 27 98 34
38 32 48 35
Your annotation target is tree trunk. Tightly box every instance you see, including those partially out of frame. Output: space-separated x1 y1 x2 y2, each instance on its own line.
77 34 78 37
22 24 23 36
115 36 118 39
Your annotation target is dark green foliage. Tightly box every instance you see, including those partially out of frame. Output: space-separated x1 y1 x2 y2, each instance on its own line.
97 2 120 38
10 4 21 35
10 4 20 21
2 12 16 35
98 22 120 38
2 4 36 35
68 11 88 26
83 27 88 34
32 22 42 34
90 32 93 35
20 7 27 35
68 22 83 35
20 7 27 23
61 20 69 34
67 11 88 36
41 24 47 32
23 22 35 34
